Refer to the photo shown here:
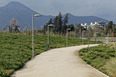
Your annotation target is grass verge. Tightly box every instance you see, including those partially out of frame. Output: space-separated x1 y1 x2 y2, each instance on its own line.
79 43 116 77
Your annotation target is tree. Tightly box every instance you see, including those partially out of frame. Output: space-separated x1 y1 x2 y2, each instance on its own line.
107 21 113 35
62 25 67 34
53 16 58 32
112 24 116 33
61 13 69 34
57 12 63 33
43 18 53 33
67 24 74 31
113 25 116 36
75 23 81 35
104 26 107 36
63 13 68 26
53 12 63 33
43 24 47 32
48 18 53 24
87 27 93 51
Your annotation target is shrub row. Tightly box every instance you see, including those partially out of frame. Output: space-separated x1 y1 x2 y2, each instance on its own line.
79 44 116 77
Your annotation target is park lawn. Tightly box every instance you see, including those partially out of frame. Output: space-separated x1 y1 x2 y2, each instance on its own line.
0 33 99 77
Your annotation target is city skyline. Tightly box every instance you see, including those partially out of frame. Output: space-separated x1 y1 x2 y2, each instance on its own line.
0 0 116 22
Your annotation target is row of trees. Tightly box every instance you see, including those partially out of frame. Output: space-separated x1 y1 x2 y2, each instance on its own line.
104 21 116 36
42 13 116 37
43 13 75 34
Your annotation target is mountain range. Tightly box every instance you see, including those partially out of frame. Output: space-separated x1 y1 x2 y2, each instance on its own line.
0 1 109 31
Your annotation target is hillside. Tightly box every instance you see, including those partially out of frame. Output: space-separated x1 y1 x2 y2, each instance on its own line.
0 1 109 31
67 13 109 25
0 1 54 31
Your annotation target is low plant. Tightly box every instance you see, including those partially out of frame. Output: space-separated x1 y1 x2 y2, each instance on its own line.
0 33 99 77
79 44 116 76
104 58 116 77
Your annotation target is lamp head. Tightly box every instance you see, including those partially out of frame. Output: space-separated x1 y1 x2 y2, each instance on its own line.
67 28 70 31
48 24 54 27
34 14 41 17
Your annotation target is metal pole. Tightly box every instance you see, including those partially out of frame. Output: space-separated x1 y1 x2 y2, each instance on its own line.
47 26 49 49
66 29 68 47
95 33 97 44
48 26 49 45
88 30 90 51
32 15 34 59
82 31 83 45
106 34 109 44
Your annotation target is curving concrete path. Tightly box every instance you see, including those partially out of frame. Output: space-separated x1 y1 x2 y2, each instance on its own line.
12 44 109 77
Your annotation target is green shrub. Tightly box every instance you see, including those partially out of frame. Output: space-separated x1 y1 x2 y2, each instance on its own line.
91 58 105 69
79 44 116 76
104 58 116 77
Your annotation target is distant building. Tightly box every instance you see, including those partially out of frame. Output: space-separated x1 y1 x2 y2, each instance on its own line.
11 19 16 25
81 21 107 29
89 22 98 29
97 21 106 27
89 21 106 29
81 23 88 28
3 19 20 33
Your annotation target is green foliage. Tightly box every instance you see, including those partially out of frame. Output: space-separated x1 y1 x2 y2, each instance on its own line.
63 13 68 25
106 21 113 35
104 58 116 77
79 44 116 76
114 33 116 37
62 25 67 33
67 24 75 31
0 33 98 77
53 12 62 33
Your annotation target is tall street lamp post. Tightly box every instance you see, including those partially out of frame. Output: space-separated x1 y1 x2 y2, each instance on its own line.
66 28 70 47
82 30 83 45
32 14 41 59
94 32 98 44
82 30 86 45
41 26 44 34
47 24 54 49
106 34 109 44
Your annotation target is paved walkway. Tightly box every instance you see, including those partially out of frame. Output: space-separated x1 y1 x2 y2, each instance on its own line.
12 44 109 77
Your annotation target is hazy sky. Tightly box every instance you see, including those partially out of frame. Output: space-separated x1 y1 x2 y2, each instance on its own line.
0 0 116 22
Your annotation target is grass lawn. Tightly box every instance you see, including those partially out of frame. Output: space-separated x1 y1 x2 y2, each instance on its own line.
0 33 99 77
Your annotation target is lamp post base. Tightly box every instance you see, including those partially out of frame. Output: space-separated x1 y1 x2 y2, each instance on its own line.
46 44 49 49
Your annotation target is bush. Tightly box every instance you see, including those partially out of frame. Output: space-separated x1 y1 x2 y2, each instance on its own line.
79 44 116 76
91 58 105 69
104 58 116 77
0 71 9 77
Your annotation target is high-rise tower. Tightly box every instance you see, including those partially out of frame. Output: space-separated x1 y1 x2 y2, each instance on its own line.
11 19 16 25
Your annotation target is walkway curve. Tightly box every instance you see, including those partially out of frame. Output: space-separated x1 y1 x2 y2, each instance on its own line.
12 44 109 77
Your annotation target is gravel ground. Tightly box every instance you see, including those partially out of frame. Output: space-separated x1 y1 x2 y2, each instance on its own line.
12 44 109 77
